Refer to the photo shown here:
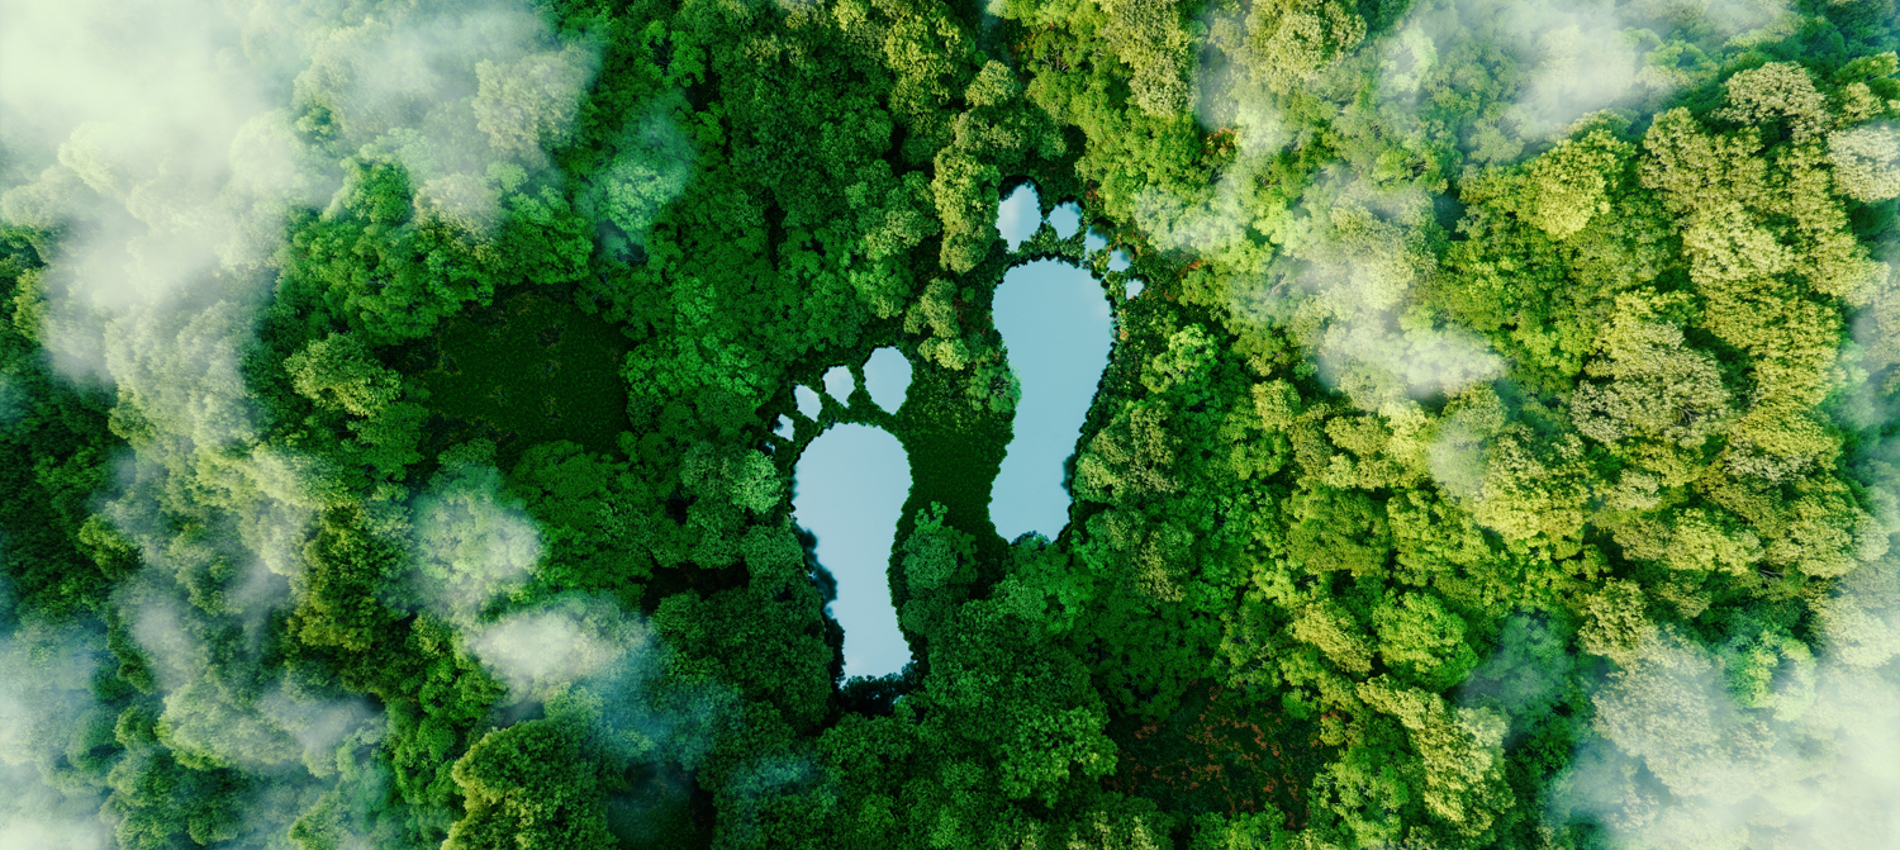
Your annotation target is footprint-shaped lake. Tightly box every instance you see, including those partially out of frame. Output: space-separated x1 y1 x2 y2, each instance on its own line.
791 188 1115 679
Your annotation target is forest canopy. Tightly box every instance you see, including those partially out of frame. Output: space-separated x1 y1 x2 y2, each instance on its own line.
2 0 1900 847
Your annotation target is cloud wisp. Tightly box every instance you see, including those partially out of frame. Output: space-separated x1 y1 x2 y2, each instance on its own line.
0 582 113 850
0 0 601 844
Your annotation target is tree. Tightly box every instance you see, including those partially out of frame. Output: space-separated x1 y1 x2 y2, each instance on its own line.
285 332 403 418
1455 426 1594 550
1284 486 1391 576
506 441 655 602
1570 293 1735 486
1521 130 1631 240
1829 123 1900 201
585 96 695 247
291 505 402 653
1099 0 1196 116
444 719 614 850
1373 593 1479 691
1577 579 1654 666
105 745 249 849
474 45 595 157
651 584 834 735
893 502 978 643
1073 402 1180 505
916 599 1119 806
1289 598 1374 675
1239 0 1367 96
1357 677 1514 837
929 150 1000 273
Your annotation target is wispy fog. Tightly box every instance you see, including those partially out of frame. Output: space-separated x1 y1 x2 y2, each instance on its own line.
0 0 599 843
0 584 111 850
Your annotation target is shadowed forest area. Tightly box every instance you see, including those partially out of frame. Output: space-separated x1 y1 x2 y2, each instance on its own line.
413 290 632 463
3 0 1900 847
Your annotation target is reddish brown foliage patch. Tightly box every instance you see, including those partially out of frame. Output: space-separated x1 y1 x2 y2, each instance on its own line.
1104 680 1322 828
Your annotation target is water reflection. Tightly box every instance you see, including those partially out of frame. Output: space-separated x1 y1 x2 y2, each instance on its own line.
792 424 913 678
1049 203 1081 239
863 347 912 413
998 184 1040 250
991 260 1113 540
822 365 854 403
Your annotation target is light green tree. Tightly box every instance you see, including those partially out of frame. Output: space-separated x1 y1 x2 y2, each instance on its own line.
1522 130 1631 240
1239 0 1367 96
473 45 595 157
1829 124 1900 202
1099 0 1196 116
285 333 402 419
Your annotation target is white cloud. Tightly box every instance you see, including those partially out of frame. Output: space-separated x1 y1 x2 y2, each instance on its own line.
0 596 111 849
258 688 386 778
411 463 543 626
1222 169 1505 414
1539 532 1900 847
470 604 630 695
0 789 109 850
461 594 740 775
295 4 599 232
0 1 598 846
997 183 1040 251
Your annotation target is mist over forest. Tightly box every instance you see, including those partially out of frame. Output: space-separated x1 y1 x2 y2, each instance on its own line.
1 0 1899 847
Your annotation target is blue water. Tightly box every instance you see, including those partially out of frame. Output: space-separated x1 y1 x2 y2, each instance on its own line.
788 190 1114 682
863 347 911 413
1049 203 1081 239
822 366 854 403
990 260 1113 541
792 423 914 678
794 385 821 419
998 185 1039 250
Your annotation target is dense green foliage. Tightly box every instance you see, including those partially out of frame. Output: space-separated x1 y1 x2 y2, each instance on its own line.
4 0 1900 847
